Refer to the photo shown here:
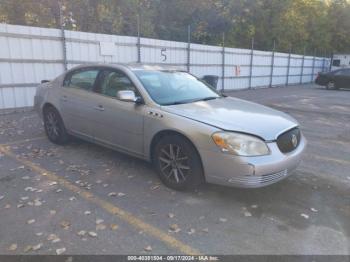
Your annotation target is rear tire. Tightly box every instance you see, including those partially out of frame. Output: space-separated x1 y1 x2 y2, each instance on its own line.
43 106 69 145
153 135 204 191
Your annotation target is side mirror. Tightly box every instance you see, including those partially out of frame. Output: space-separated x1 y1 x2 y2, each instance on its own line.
116 90 142 104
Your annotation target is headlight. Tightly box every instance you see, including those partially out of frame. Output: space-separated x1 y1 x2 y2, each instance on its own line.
212 132 270 156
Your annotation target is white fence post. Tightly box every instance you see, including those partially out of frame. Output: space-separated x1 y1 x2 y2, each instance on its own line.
59 1 67 71
269 40 275 88
300 48 305 84
187 25 191 73
248 38 254 89
221 33 225 91
286 47 291 86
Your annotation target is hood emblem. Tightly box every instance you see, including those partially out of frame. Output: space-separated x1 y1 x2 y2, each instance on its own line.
291 134 298 148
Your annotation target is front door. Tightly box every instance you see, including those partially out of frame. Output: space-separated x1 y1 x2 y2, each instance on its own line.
92 69 145 156
60 68 100 139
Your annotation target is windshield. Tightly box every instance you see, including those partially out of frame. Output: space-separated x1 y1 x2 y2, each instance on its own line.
134 70 221 105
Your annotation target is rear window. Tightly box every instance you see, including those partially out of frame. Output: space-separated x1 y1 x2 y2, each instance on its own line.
66 69 99 91
332 59 340 66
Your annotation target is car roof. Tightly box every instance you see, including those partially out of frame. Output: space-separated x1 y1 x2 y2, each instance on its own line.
68 63 184 72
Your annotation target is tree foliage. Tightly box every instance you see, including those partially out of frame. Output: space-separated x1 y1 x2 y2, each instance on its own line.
0 0 349 55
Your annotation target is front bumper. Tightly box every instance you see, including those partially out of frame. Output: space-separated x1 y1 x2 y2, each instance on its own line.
199 134 307 188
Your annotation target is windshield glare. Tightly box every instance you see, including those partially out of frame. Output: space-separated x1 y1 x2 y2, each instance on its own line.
134 70 220 105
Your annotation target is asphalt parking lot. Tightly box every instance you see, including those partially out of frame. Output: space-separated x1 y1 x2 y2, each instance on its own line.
0 84 349 255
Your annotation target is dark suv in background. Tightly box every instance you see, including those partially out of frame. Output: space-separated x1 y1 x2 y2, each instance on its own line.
315 68 350 90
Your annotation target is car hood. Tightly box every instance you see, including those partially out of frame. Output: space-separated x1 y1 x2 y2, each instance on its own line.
161 97 298 141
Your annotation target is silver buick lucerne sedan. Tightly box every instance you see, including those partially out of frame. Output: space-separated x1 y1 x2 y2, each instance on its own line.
34 64 306 190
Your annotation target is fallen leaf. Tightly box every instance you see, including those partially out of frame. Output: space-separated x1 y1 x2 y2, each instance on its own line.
84 211 91 215
219 218 227 223
169 224 181 233
300 213 309 219
50 210 57 215
244 211 252 217
60 220 71 229
251 204 258 209
56 247 66 255
168 213 175 218
110 224 118 230
144 245 152 252
32 243 43 251
4 204 11 209
0 195 4 201
96 224 106 230
24 245 32 253
35 232 43 236
34 199 43 206
96 219 104 225
56 189 63 193
108 192 117 197
69 196 76 201
47 234 59 241
310 208 318 212
17 204 25 208
88 231 97 237
77 230 87 236
8 243 17 251
117 192 125 197
202 228 209 233
27 219 35 224
187 228 196 235
150 185 160 190
52 238 61 243
48 181 58 186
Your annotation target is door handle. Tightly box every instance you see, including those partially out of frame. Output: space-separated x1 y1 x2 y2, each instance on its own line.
94 105 105 111
61 95 68 102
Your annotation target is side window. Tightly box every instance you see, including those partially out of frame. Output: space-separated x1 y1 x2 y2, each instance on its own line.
67 69 99 91
99 70 137 98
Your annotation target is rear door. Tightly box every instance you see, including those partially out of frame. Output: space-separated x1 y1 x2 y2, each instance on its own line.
339 69 350 88
60 68 100 139
91 68 145 156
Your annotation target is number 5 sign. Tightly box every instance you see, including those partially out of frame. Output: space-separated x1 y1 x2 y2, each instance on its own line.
161 48 167 62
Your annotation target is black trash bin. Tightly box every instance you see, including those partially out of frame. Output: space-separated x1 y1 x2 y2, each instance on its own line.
202 75 219 89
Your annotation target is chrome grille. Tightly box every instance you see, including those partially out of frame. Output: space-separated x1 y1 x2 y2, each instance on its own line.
228 169 288 187
277 127 301 153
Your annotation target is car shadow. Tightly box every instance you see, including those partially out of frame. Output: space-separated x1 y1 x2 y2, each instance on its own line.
65 135 350 239
196 172 350 237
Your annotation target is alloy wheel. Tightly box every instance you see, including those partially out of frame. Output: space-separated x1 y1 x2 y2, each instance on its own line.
158 143 190 184
45 110 60 139
327 81 335 89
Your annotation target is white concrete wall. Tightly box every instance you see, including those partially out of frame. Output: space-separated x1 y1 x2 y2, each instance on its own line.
0 23 330 109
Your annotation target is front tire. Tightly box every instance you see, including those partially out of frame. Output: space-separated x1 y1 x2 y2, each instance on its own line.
153 135 204 191
326 81 336 90
43 106 69 145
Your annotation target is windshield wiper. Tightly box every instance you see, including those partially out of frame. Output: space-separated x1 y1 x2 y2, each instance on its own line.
162 96 222 106
162 100 191 106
